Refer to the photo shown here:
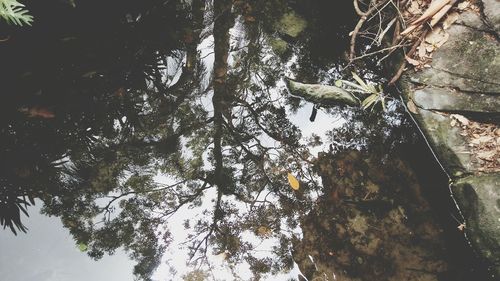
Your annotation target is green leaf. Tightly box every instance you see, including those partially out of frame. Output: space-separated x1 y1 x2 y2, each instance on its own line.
340 80 369 93
361 94 379 110
351 72 370 92
77 242 88 252
0 0 34 26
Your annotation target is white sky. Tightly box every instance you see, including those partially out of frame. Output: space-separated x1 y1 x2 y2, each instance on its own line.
0 202 135 281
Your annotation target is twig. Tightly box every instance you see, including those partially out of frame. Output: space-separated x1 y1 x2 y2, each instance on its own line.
388 30 427 84
351 42 409 61
376 17 397 45
353 0 368 16
350 0 391 60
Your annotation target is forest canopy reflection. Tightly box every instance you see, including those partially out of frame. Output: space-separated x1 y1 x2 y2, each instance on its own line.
0 0 410 280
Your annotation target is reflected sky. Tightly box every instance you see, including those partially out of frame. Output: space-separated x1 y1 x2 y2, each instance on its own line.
0 201 135 281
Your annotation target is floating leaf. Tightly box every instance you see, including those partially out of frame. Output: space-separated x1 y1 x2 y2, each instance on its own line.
287 173 300 190
82 71 98 78
19 106 55 118
77 242 88 252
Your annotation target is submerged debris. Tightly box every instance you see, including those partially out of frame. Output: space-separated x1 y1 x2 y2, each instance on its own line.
293 150 452 281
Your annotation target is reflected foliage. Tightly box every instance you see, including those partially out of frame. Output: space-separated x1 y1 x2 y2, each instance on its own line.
0 0 416 280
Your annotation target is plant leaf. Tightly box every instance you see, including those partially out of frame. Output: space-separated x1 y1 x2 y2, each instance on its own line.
77 242 88 252
339 80 369 93
0 0 34 26
361 94 379 109
351 72 370 91
287 173 300 190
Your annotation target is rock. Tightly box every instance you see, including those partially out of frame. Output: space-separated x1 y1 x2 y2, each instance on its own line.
410 22 500 93
412 86 500 113
483 0 500 34
452 173 500 275
285 79 359 106
455 11 489 31
412 107 475 176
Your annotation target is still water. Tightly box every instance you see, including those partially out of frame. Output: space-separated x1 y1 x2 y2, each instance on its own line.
0 0 493 280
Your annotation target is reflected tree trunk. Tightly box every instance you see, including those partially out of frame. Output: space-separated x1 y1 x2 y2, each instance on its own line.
212 0 234 191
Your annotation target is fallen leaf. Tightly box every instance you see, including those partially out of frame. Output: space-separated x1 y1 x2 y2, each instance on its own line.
413 0 453 25
457 223 466 231
477 150 496 160
474 135 494 143
457 1 470 10
425 27 449 48
408 1 423 15
19 106 56 119
418 40 427 58
407 100 419 114
442 12 460 29
430 3 453 26
401 0 454 34
287 173 300 190
405 56 421 66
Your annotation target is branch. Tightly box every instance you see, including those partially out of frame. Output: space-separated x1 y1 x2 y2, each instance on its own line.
100 180 188 214
161 181 212 219
189 189 223 262
388 30 427 84
350 0 391 60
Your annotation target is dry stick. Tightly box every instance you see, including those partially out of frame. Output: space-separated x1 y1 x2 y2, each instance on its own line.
353 0 367 16
350 0 391 60
377 39 409 64
351 42 410 61
388 30 427 84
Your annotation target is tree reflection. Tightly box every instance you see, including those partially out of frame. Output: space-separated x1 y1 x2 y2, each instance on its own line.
1 0 343 279
1 0 428 280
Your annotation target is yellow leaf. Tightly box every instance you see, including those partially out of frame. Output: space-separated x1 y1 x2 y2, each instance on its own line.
287 173 300 190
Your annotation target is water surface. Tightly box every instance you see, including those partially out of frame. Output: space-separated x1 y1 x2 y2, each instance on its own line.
0 1 492 280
